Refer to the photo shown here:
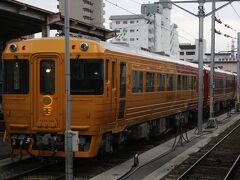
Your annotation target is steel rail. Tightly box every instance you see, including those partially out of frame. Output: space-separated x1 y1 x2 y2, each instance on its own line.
177 121 240 180
224 154 240 180
5 164 47 180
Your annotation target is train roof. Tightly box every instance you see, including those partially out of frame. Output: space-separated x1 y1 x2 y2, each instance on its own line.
100 41 199 69
100 41 234 76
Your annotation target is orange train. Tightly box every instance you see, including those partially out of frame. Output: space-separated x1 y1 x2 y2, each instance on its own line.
2 37 236 158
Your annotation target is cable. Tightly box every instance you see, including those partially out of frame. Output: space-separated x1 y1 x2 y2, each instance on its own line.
106 0 195 44
230 3 240 20
105 0 136 15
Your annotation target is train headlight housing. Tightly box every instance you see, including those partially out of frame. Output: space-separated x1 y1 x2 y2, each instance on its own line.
80 43 89 51
9 44 17 52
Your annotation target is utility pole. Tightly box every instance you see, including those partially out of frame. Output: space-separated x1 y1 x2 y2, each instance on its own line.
237 32 240 104
159 0 235 134
197 0 205 134
209 0 216 119
64 0 73 179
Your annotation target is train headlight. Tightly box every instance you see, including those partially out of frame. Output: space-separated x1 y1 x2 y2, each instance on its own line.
80 43 89 51
9 44 17 52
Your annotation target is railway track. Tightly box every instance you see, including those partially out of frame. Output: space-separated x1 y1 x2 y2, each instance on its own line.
164 120 240 180
0 131 175 180
6 161 65 180
0 157 65 180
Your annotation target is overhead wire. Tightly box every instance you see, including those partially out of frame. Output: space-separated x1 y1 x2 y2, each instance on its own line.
230 3 240 20
105 0 195 44
126 0 196 42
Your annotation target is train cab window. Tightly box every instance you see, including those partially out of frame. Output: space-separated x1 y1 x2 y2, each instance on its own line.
132 71 143 93
3 60 29 94
157 73 165 91
40 60 55 95
167 74 173 91
146 72 154 92
70 59 104 95
182 76 188 90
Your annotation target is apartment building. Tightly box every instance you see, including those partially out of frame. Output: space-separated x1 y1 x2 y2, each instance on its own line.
179 39 206 62
58 0 105 27
109 0 180 58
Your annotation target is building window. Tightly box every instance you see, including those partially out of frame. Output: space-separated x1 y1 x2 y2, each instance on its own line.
186 52 195 55
123 38 127 41
148 38 153 42
123 29 127 33
180 52 184 55
116 21 120 24
146 72 154 92
130 29 135 33
123 21 128 24
130 20 135 24
132 71 143 93
115 29 120 33
130 38 134 41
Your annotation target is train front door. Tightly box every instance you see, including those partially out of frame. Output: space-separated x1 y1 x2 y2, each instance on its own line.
117 62 126 120
33 55 63 130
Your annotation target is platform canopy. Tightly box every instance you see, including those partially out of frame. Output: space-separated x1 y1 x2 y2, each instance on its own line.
0 0 115 42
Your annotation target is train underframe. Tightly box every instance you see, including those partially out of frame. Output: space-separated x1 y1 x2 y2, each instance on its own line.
9 99 235 158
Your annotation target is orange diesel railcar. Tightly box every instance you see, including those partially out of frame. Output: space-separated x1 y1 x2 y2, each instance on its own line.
2 38 234 158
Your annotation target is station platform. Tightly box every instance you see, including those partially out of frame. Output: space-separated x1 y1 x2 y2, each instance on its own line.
90 111 240 180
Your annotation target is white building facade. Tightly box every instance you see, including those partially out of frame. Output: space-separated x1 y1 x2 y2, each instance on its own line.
109 1 179 58
179 39 206 62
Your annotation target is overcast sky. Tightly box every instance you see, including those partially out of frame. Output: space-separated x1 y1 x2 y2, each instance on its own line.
17 0 240 53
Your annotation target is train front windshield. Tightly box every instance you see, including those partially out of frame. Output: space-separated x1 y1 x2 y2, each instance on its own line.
3 60 29 94
70 59 104 95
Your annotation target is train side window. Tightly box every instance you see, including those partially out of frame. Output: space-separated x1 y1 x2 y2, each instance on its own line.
120 62 126 98
132 71 143 93
223 78 226 89
177 75 181 90
40 60 55 95
112 61 116 89
182 76 188 90
193 76 197 90
105 59 109 82
189 76 193 90
146 72 154 92
70 59 104 95
167 74 173 91
157 73 165 91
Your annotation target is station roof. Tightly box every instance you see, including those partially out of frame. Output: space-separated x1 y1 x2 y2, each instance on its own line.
0 0 115 42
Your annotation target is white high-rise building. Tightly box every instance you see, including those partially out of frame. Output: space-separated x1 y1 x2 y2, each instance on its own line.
109 0 179 58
